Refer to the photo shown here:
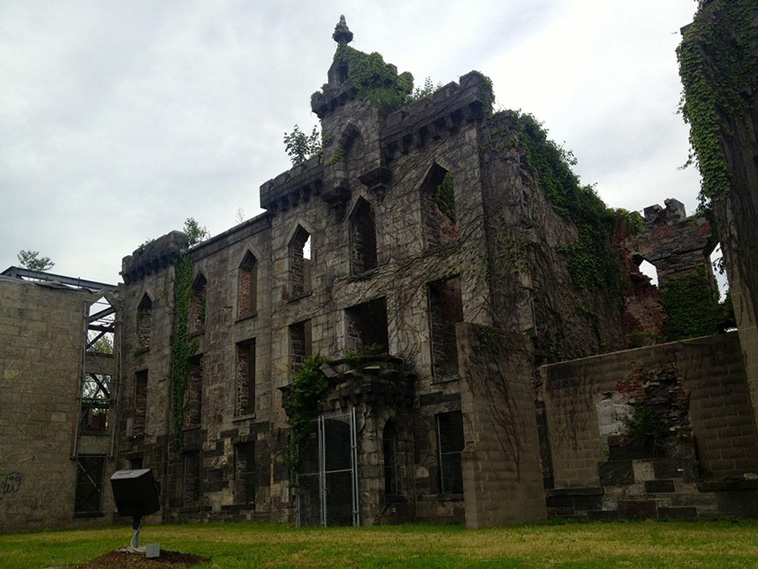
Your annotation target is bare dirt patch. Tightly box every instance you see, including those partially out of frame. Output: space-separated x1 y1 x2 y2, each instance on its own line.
69 550 209 569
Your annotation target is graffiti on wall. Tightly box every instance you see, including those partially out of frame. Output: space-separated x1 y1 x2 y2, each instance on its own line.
0 472 23 498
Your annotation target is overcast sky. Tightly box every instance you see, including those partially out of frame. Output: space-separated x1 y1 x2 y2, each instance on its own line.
1 1 701 285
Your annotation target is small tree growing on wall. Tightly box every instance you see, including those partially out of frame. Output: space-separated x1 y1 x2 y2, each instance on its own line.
17 250 54 272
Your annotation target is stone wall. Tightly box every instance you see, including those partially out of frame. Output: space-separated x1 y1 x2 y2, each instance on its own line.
0 277 117 533
541 332 758 520
457 323 546 528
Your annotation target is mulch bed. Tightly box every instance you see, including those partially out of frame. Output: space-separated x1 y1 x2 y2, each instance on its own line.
69 550 210 569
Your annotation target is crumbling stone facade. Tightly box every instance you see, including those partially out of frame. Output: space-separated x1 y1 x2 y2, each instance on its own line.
0 273 119 533
112 18 758 529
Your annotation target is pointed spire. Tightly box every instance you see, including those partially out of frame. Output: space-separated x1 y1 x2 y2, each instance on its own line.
332 15 353 45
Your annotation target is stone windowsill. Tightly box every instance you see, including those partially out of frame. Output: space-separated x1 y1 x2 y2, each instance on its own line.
437 493 464 501
183 425 201 432
73 511 105 519
288 291 312 304
431 375 459 385
348 267 379 282
232 413 257 423
235 312 258 324
189 329 205 338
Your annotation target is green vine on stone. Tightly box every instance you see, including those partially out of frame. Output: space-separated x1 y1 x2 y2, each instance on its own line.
433 171 456 223
285 353 329 471
324 148 346 166
677 1 758 208
171 252 199 448
331 44 414 117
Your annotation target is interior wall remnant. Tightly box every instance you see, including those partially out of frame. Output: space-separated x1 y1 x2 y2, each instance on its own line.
133 370 148 437
190 274 207 333
137 293 152 349
421 164 457 248
289 226 312 297
290 320 312 374
238 252 258 317
184 356 203 428
236 340 256 416
428 277 464 379
349 198 378 274
345 297 388 353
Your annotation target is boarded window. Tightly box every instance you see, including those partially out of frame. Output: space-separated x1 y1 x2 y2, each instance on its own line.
428 276 464 379
75 455 105 514
289 226 312 297
235 441 255 505
290 320 312 375
184 356 203 428
189 274 207 333
238 252 258 316
137 293 152 349
236 340 256 416
437 411 464 494
349 198 378 274
183 451 201 507
421 164 457 247
344 298 388 354
133 370 148 437
383 419 399 496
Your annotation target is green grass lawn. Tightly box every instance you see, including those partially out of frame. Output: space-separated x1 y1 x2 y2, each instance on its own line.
2 520 758 569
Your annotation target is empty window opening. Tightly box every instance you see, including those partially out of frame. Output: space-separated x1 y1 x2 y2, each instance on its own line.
236 340 256 416
634 255 659 287
421 164 457 247
349 198 378 275
290 319 312 375
133 370 148 437
235 441 255 505
182 451 201 507
129 457 144 470
184 356 203 428
81 373 111 432
238 252 258 317
344 298 388 355
137 293 152 349
383 419 399 496
428 276 464 379
289 226 312 298
74 455 105 514
190 274 207 333
437 411 464 494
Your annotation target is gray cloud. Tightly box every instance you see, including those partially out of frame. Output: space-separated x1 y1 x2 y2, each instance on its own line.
0 0 699 283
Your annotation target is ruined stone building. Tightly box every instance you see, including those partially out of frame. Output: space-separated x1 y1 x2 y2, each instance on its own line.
3 10 758 532
0 268 120 533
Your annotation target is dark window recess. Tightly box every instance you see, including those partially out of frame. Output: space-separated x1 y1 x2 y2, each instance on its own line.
421 164 457 247
289 320 312 375
133 370 148 437
428 277 464 379
75 455 106 514
289 226 312 297
183 451 201 507
238 252 258 316
349 198 378 274
184 356 203 428
137 293 152 349
129 457 144 470
437 411 464 494
81 373 111 432
189 274 207 333
383 420 399 496
345 298 388 354
235 441 255 505
236 340 256 416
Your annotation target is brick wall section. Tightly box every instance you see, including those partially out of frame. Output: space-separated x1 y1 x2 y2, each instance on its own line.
542 332 758 489
0 278 117 533
457 323 546 528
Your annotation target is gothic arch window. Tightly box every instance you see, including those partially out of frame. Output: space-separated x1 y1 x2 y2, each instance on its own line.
383 419 399 496
190 273 207 333
289 226 311 298
238 251 258 317
420 163 457 247
349 198 377 274
137 293 152 349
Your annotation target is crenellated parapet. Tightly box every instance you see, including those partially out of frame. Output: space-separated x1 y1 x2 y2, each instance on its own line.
259 154 324 214
120 230 188 284
380 71 492 163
